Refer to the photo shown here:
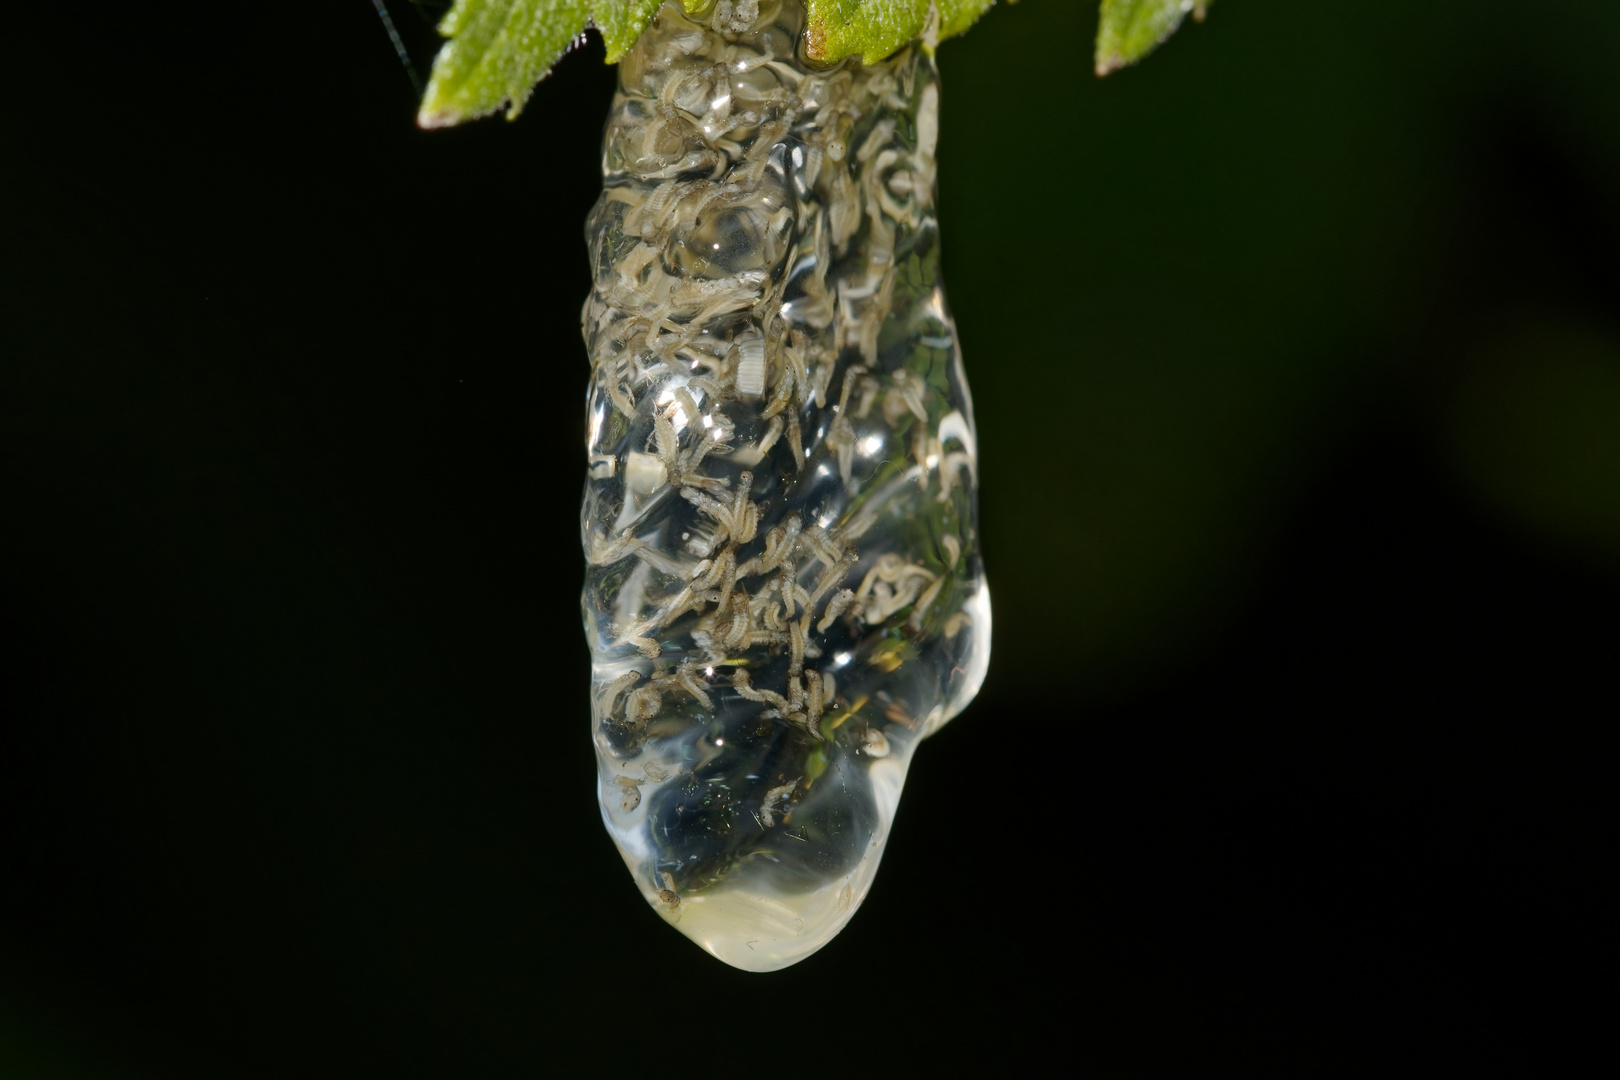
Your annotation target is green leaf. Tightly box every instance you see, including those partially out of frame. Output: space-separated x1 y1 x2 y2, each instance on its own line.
417 0 1009 129
593 0 663 62
417 0 592 128
804 0 999 65
1095 0 1209 76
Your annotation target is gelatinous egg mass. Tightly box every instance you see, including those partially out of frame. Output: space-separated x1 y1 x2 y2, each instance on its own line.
580 0 989 972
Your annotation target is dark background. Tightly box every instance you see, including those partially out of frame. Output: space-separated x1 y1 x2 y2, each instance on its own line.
3 0 1615 1073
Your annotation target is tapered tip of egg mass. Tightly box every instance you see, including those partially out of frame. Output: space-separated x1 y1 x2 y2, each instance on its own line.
659 871 873 972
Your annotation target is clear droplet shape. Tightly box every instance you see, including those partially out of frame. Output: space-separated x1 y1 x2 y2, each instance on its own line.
581 0 989 971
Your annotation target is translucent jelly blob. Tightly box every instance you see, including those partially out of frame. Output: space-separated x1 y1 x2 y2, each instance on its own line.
580 0 988 972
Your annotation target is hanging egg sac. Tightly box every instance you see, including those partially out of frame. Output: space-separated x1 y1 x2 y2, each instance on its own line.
579 0 990 973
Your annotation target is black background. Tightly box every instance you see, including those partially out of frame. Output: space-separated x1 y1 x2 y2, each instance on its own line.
3 1 1615 1073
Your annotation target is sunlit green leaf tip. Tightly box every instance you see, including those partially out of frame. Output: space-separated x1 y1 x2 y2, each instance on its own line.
1096 0 1210 76
596 0 663 61
803 0 1000 66
417 0 585 128
418 0 664 129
